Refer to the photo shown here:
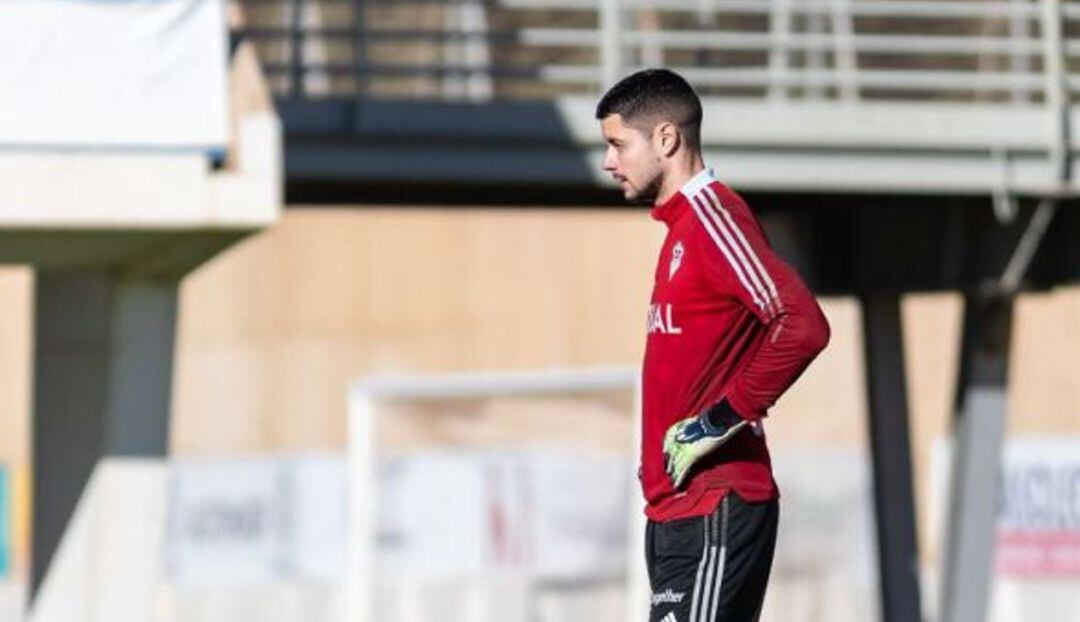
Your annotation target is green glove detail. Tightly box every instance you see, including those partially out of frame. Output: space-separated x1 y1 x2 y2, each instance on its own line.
662 402 749 489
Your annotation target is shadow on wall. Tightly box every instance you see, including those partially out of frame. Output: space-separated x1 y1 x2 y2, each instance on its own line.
281 99 603 191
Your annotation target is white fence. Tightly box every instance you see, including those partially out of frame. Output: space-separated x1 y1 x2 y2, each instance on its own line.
240 0 1080 104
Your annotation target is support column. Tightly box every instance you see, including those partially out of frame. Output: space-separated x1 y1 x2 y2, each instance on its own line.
599 0 626 89
941 295 1013 622
31 271 178 594
861 292 922 622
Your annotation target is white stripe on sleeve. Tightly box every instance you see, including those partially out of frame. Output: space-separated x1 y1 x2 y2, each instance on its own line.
695 189 776 317
702 186 782 314
690 196 767 312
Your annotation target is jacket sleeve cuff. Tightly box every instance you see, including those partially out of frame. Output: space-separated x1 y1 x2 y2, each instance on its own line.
702 399 746 430
722 393 765 422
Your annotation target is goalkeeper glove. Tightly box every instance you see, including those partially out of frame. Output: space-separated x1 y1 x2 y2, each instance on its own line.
663 400 749 489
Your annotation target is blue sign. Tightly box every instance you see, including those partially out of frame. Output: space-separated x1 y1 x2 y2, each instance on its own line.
0 467 10 577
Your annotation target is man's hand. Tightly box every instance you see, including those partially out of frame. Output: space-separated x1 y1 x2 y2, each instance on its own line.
663 401 749 489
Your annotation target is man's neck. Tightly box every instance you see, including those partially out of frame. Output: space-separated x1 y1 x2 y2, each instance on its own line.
654 157 706 206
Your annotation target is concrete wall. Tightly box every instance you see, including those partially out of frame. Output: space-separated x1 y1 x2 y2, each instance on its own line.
170 208 660 452
169 208 871 453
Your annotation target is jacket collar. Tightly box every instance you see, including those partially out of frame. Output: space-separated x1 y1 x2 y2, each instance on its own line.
650 168 715 225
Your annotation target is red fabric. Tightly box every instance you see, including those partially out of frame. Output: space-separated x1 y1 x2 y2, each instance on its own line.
641 172 830 522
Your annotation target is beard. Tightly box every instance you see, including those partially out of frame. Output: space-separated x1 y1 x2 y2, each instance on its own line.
624 171 663 205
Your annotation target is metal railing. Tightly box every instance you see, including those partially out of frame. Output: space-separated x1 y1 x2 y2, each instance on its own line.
234 0 1080 105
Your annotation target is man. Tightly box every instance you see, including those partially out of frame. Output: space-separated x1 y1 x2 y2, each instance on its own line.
596 69 830 622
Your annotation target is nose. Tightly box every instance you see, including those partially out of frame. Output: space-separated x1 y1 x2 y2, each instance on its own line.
602 146 617 172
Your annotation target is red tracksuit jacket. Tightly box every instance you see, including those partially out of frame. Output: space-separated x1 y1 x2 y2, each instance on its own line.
642 169 830 522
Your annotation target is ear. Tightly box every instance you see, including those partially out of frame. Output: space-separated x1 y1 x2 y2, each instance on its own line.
654 122 680 158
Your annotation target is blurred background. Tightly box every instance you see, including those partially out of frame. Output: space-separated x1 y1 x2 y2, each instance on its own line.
1 0 1079 621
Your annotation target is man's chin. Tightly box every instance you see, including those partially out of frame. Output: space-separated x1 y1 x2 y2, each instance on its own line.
619 179 660 205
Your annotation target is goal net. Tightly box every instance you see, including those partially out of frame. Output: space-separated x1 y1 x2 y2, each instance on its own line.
346 367 646 622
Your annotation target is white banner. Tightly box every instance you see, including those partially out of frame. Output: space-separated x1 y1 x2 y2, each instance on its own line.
0 0 228 148
167 451 629 585
766 450 879 622
995 438 1080 577
932 436 1080 578
528 452 630 579
377 451 631 582
378 454 490 580
167 455 347 585
927 436 1080 622
167 458 284 584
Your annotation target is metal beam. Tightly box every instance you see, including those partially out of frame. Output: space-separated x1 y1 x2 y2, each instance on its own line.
860 292 922 622
940 295 1014 622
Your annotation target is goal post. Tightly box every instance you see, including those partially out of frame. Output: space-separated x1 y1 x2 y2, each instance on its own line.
346 367 646 622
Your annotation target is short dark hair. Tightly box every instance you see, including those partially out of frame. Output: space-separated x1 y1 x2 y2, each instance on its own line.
595 68 703 151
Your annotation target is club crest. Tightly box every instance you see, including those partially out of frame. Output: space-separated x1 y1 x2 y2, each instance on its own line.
669 241 684 280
